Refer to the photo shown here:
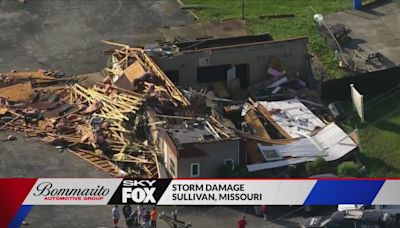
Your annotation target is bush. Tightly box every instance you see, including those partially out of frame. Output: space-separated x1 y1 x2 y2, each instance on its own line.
338 161 361 177
306 157 327 176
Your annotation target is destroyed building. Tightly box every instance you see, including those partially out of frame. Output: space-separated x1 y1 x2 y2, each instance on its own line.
148 34 310 89
0 38 358 179
239 99 358 173
158 122 242 178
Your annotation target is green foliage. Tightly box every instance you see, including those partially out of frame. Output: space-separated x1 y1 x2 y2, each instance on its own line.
184 0 400 178
183 0 350 79
343 92 400 177
306 157 327 176
338 161 361 177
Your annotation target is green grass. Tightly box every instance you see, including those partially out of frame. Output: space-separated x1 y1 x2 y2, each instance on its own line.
343 91 400 177
182 0 353 79
182 0 400 177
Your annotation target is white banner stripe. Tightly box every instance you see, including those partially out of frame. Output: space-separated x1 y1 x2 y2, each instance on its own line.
157 180 317 205
372 180 400 205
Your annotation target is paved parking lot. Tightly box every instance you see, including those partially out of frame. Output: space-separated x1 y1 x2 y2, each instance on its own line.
324 0 400 71
0 0 193 73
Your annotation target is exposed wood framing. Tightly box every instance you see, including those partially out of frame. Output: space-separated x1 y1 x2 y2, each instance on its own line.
244 109 271 140
101 40 191 107
71 149 121 177
257 103 293 140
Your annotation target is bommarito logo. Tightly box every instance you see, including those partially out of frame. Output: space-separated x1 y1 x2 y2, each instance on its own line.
33 181 110 201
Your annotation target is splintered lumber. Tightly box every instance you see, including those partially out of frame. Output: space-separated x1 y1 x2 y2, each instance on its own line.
1 68 159 179
101 40 191 107
0 107 8 115
208 116 235 138
71 149 121 177
139 50 191 106
69 84 143 122
257 102 293 140
1 71 53 80
237 130 292 145
0 114 21 130
154 153 161 178
212 81 230 98
0 82 35 102
101 40 131 48
33 85 66 92
244 109 271 140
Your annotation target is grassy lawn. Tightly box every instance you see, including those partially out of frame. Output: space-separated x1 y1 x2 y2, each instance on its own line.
182 0 400 177
343 91 400 177
182 0 353 79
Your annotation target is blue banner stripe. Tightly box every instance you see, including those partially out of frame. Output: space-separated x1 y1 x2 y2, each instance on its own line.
9 205 33 228
304 180 385 205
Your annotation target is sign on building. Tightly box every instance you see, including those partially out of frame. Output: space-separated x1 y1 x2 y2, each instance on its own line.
350 84 364 122
198 57 210 67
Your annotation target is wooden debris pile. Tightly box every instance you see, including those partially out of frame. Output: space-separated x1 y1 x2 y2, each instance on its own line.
0 70 73 103
0 70 159 178
102 40 191 108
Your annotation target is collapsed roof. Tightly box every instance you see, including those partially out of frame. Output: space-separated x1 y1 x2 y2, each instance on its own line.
246 99 358 172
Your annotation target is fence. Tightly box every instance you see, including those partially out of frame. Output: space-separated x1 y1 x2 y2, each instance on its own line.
321 67 400 103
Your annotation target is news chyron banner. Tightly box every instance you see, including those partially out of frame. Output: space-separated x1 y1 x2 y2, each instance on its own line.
2 178 400 227
19 178 400 205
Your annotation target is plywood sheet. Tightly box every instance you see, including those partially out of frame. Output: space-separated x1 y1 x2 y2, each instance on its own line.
3 71 54 80
123 61 146 83
0 82 35 102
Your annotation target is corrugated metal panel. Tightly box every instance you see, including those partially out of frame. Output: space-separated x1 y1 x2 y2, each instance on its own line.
247 123 358 172
259 99 326 139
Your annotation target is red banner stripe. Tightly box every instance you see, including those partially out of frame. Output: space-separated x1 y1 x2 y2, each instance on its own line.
0 178 37 227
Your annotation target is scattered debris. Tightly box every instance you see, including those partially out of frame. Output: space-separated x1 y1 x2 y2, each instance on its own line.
259 14 295 19
3 134 17 142
0 39 358 178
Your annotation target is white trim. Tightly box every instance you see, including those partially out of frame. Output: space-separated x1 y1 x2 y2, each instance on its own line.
190 163 200 177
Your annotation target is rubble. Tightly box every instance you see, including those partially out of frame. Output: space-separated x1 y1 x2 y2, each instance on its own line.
0 40 359 178
0 69 155 177
3 134 17 142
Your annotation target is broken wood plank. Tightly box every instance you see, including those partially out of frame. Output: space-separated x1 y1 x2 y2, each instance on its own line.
257 102 293 140
70 149 121 177
0 82 35 102
244 109 271 140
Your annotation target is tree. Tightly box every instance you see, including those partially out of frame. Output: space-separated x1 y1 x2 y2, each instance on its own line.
338 161 361 177
306 157 327 176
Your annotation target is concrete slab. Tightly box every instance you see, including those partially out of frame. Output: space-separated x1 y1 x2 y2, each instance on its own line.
0 0 193 74
0 132 110 178
324 0 400 72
